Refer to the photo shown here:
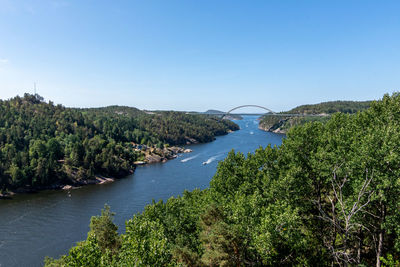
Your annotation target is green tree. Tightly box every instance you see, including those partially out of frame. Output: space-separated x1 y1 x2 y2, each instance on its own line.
89 204 121 255
199 205 243 267
7 163 24 186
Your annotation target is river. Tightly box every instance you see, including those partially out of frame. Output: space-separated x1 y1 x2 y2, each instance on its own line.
0 116 284 267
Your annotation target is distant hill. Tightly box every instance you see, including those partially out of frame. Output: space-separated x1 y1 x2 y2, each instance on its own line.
288 100 372 114
204 109 243 120
204 109 224 114
259 100 373 133
0 94 239 194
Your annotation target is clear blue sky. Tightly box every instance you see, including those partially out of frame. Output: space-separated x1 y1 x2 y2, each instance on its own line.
0 0 399 112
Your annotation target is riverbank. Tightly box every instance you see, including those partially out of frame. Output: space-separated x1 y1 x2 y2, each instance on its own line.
258 115 329 134
138 145 192 164
0 115 282 267
0 145 193 200
0 175 122 199
0 94 240 200
258 120 287 134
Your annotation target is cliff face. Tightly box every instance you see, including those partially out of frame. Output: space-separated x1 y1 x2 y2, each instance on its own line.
258 118 288 133
258 115 331 134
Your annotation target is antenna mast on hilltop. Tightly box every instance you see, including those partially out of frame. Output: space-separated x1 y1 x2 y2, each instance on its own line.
34 82 37 95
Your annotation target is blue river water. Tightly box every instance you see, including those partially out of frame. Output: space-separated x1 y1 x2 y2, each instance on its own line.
0 116 284 267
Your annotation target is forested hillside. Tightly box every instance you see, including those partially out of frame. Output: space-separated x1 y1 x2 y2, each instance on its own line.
47 93 400 266
203 110 243 120
259 100 372 133
289 100 371 114
0 94 238 194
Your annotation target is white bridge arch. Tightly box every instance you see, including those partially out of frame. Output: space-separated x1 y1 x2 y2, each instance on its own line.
221 104 276 119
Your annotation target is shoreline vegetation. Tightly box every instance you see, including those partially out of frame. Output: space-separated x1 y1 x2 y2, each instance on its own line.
47 93 400 266
0 145 192 198
258 100 372 134
186 110 243 120
0 94 239 199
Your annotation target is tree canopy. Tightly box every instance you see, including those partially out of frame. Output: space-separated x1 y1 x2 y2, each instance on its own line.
259 100 372 133
46 93 400 266
0 94 238 193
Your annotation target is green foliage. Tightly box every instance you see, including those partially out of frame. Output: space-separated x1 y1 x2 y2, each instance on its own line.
0 94 238 192
89 204 121 254
118 217 170 266
253 202 311 265
199 205 243 266
289 100 372 114
381 254 400 267
259 99 372 133
47 93 400 266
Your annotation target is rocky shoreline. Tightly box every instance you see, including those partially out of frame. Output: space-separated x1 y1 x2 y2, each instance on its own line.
258 123 286 134
0 174 122 199
0 145 193 199
258 119 288 134
139 146 192 164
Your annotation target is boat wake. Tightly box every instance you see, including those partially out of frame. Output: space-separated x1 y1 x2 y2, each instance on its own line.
202 155 220 165
181 154 199 162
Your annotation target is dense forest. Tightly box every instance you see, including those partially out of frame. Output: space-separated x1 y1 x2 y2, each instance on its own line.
289 100 372 114
203 110 243 120
259 100 372 133
46 94 400 266
0 94 238 194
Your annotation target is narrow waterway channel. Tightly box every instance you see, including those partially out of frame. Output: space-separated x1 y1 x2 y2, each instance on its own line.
0 116 284 267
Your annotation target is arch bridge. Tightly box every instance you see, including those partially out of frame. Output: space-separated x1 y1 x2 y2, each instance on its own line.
221 105 275 119
201 105 324 119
